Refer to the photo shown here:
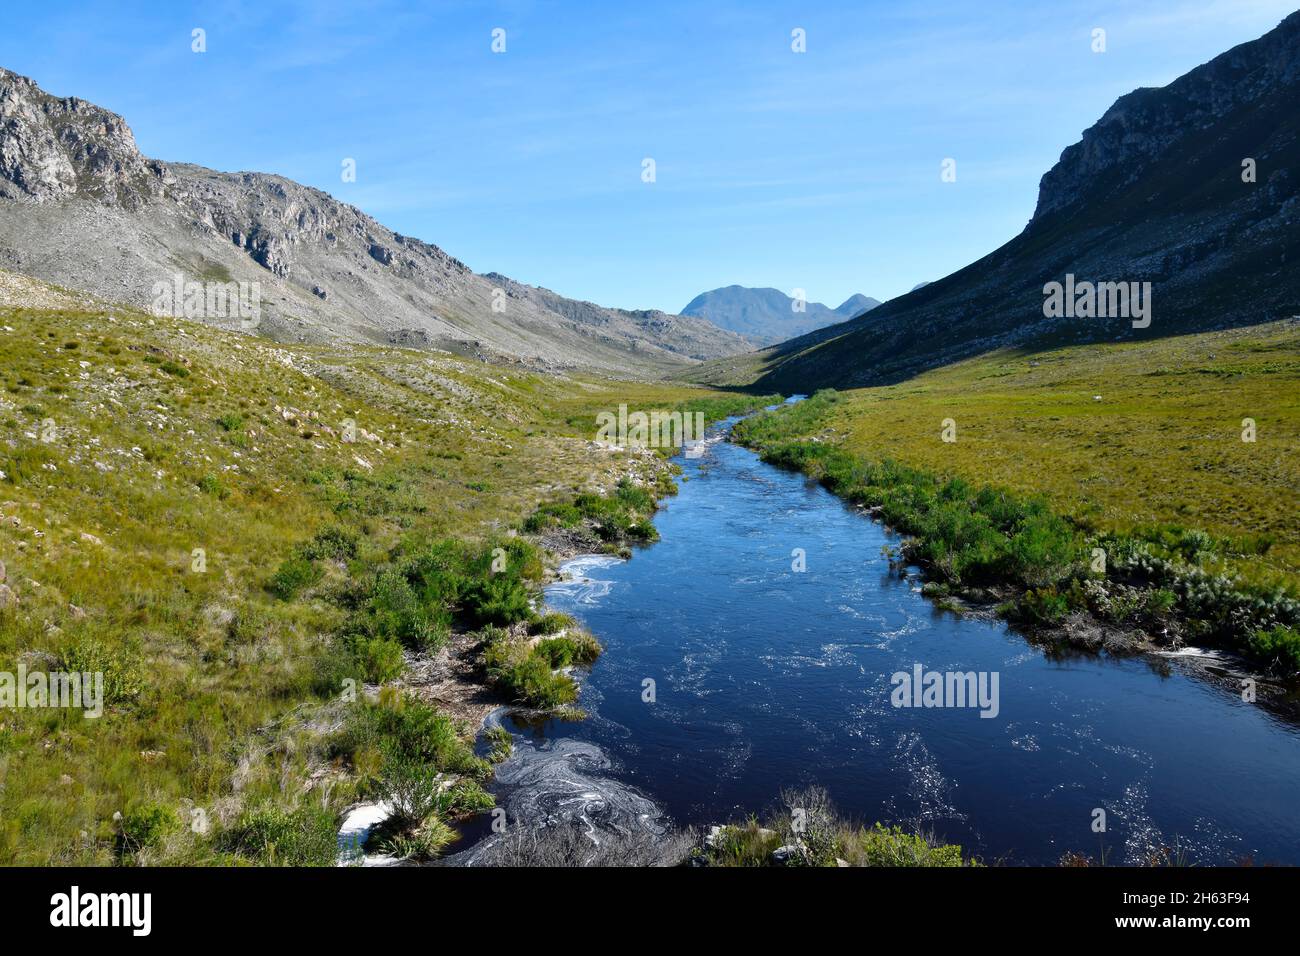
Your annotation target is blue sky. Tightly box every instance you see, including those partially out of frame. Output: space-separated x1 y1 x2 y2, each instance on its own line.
3 0 1295 312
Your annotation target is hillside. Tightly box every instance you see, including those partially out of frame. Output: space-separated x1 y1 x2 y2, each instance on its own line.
0 68 751 376
680 285 879 344
739 11 1300 391
0 269 729 863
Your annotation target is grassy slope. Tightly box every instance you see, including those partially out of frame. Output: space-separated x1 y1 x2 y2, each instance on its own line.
0 288 721 864
769 322 1300 589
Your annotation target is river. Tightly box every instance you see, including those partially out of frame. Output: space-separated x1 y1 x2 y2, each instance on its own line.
451 409 1300 866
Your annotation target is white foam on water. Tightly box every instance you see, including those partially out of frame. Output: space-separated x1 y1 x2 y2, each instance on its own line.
545 553 624 606
336 802 400 867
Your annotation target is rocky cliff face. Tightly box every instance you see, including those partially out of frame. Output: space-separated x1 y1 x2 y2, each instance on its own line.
1032 12 1300 222
0 67 751 374
0 68 170 206
749 11 1300 391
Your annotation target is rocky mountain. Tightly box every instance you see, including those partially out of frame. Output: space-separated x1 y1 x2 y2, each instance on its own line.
0 67 752 376
747 11 1300 391
680 285 879 344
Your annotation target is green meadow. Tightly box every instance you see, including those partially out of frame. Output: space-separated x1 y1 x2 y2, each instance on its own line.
0 297 723 864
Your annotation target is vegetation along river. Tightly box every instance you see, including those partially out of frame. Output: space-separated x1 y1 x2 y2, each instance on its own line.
450 408 1300 866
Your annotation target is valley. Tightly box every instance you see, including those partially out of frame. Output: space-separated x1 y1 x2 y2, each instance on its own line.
0 5 1297 879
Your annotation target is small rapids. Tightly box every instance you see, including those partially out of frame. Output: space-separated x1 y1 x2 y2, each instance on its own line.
437 710 682 867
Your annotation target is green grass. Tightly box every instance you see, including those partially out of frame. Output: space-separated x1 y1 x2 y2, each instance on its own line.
749 324 1300 584
0 288 732 864
482 625 595 709
734 357 1300 673
700 787 976 868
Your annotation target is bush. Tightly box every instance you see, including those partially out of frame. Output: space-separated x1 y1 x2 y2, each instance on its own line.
844 824 967 867
483 634 579 708
373 813 456 861
1247 625 1300 675
268 556 323 600
701 785 974 867
524 480 661 547
56 634 143 704
375 748 444 827
1009 587 1070 626
365 569 447 650
709 820 783 867
218 804 338 866
534 632 602 668
486 725 513 763
530 612 575 636
333 692 487 779
197 473 229 498
469 574 534 626
299 526 359 562
436 779 494 816
117 803 180 859
348 635 406 684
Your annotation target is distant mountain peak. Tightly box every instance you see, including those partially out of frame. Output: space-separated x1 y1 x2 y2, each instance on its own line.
681 285 879 345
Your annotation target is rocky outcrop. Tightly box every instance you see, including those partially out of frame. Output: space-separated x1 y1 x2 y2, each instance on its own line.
0 68 169 207
1033 14 1300 222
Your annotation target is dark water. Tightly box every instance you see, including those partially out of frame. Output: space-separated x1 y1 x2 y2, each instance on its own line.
473 414 1300 866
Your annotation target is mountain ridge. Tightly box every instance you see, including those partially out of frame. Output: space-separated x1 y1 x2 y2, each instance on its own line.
0 66 752 375
742 11 1300 391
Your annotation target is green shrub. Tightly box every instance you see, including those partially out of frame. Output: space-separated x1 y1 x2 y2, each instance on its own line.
198 473 229 498
534 632 602 668
218 804 338 866
486 725 513 764
299 526 359 562
845 824 967 867
268 556 323 600
375 748 444 827
117 803 180 859
483 635 579 708
365 569 447 650
373 813 456 860
435 779 494 816
1247 625 1300 674
1009 586 1070 626
530 612 575 635
56 634 144 705
333 693 487 779
709 820 782 867
348 635 406 683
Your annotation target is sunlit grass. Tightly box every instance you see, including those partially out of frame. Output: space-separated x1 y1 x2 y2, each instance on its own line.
0 299 723 864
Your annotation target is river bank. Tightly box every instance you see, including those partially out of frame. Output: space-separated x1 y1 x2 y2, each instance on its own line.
347 394 1300 866
497 406 1300 865
731 391 1300 690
